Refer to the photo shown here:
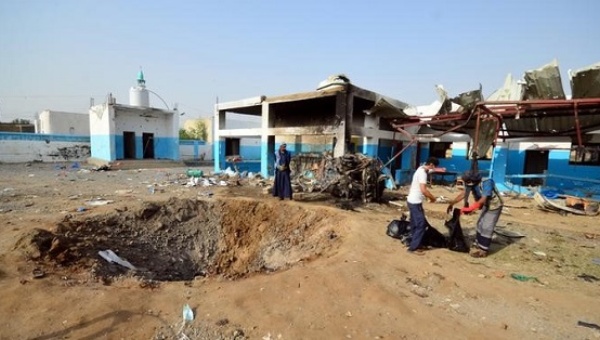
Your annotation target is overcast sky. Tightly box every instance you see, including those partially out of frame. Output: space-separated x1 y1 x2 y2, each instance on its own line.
1 0 599 123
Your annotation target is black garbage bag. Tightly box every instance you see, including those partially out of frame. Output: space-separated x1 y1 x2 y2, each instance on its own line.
445 208 470 252
386 212 465 251
422 222 447 248
386 218 410 240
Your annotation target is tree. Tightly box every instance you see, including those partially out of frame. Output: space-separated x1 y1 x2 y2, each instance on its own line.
12 118 31 125
179 120 208 141
188 120 208 141
179 128 192 140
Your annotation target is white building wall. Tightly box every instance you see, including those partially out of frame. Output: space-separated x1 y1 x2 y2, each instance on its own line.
114 110 171 136
89 104 115 135
0 135 90 163
37 110 90 135
179 143 213 160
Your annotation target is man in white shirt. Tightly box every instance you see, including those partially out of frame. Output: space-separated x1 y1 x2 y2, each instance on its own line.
407 157 439 254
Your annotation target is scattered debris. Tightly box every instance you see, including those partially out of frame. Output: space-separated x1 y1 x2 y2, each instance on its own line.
32 268 45 279
577 274 600 283
534 192 599 216
435 196 449 203
98 250 136 270
533 251 547 258
494 229 526 239
215 318 229 326
85 198 114 206
577 321 600 331
183 304 194 322
510 273 541 283
291 153 385 203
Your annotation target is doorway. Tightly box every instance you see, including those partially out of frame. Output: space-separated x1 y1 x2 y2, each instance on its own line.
268 136 275 174
143 133 154 159
123 131 136 159
522 150 549 186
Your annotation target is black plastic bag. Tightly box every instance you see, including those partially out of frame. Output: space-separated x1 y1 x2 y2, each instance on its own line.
422 223 447 248
386 219 410 240
445 208 470 252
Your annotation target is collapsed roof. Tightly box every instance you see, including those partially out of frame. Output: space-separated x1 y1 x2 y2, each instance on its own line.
384 60 600 153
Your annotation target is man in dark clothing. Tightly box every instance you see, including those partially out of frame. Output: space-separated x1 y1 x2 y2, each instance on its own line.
272 143 293 200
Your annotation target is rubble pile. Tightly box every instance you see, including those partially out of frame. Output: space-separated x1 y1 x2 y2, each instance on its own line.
293 153 386 203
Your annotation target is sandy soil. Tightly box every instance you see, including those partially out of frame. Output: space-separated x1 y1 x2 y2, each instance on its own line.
0 162 599 340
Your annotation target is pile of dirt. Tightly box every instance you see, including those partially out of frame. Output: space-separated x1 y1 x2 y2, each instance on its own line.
14 197 341 282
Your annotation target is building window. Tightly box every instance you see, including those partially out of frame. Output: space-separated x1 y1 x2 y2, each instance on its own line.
225 138 240 156
429 142 452 159
569 144 600 165
465 142 492 160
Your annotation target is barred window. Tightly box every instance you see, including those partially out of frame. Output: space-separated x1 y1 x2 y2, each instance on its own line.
429 142 452 159
569 144 600 165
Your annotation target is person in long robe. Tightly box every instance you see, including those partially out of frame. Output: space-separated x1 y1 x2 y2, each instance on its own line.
272 143 293 200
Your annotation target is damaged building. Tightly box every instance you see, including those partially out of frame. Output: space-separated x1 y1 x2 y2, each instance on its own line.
215 60 600 200
213 75 420 179
391 60 600 198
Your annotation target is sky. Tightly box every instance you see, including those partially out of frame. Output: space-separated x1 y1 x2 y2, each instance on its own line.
1 0 599 123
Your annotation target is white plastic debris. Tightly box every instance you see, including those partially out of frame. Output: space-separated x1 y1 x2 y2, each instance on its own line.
85 198 114 206
224 167 236 176
183 304 194 322
185 177 199 187
98 250 136 270
436 196 449 203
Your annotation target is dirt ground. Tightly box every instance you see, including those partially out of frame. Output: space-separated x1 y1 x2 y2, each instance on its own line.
0 162 599 340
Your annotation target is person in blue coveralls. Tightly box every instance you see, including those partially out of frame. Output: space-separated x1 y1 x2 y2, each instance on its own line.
448 159 504 258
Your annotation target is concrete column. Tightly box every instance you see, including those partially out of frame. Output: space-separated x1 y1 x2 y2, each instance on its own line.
213 108 226 173
491 144 508 183
361 136 378 157
260 102 270 177
333 91 348 157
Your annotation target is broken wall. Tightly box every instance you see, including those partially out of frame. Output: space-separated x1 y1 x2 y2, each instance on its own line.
271 97 338 128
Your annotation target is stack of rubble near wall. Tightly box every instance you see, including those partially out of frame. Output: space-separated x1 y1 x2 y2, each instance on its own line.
292 153 386 203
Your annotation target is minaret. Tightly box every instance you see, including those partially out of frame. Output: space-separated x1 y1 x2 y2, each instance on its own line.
129 68 150 107
137 69 146 87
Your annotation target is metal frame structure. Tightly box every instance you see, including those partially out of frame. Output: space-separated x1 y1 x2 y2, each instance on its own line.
389 98 600 148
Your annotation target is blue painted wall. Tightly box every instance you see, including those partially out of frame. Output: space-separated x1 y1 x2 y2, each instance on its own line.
154 137 179 160
179 140 207 160
361 144 378 157
99 134 179 161
240 145 261 160
378 145 393 164
114 134 124 160
91 134 114 161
